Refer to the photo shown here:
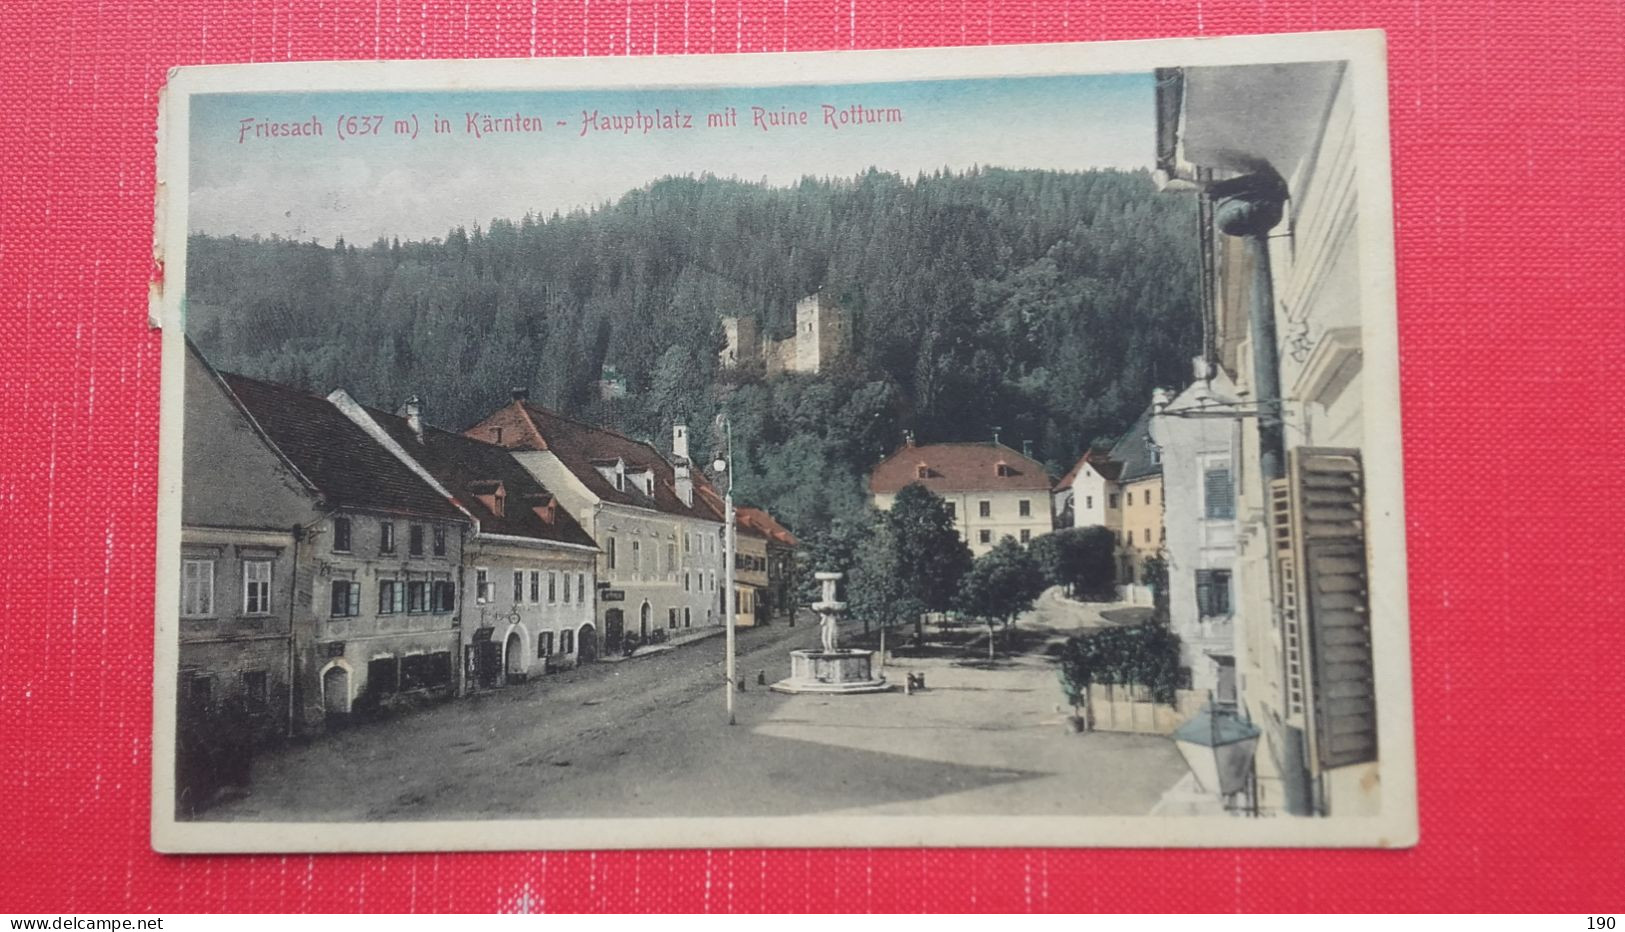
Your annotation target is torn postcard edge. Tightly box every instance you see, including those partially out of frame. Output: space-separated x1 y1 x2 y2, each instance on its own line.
152 30 1416 853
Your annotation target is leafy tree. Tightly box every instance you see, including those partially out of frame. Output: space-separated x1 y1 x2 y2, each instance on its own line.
883 484 973 640
1056 623 1185 727
957 536 1048 660
795 512 874 609
1031 526 1117 600
845 520 923 662
1142 554 1171 625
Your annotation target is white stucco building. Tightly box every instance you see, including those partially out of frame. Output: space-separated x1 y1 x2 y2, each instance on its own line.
1149 366 1242 697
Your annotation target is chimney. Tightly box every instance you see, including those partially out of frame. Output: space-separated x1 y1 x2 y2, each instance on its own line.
673 424 690 463
992 426 1003 447
1192 355 1213 382
1152 387 1174 413
1022 440 1034 459
904 430 915 447
674 461 693 507
511 387 529 402
402 396 424 443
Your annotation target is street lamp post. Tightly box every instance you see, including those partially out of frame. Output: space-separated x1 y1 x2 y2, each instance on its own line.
713 417 737 726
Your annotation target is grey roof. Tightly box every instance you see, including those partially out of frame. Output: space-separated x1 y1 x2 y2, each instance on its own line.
1108 405 1162 482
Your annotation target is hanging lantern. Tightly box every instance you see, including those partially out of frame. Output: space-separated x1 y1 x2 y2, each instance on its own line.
1172 702 1261 798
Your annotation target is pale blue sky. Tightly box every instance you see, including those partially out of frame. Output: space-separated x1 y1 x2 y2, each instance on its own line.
190 72 1153 244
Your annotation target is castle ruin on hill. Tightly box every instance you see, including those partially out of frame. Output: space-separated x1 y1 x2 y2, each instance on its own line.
720 292 850 377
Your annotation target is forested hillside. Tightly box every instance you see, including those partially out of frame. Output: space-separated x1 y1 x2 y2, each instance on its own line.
187 167 1200 537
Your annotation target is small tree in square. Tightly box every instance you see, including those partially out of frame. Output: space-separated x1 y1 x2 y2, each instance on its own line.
845 519 923 664
957 536 1048 660
883 483 973 641
1031 526 1117 600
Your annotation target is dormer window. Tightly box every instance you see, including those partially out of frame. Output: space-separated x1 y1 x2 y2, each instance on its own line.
470 480 506 517
996 462 1013 478
916 464 929 479
626 467 654 497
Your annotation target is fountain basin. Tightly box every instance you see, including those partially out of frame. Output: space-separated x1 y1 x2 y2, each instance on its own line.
770 648 891 694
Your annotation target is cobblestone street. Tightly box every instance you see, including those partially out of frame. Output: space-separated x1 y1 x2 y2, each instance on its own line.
208 598 1185 822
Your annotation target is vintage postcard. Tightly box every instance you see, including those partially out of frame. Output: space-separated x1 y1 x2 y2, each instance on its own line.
151 29 1417 852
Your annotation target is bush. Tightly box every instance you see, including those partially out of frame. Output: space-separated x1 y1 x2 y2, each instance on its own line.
1057 623 1185 711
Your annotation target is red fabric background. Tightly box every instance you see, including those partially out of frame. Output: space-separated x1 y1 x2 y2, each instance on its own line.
2 0 1622 913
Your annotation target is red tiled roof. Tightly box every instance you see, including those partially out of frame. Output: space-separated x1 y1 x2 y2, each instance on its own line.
475 401 723 524
1057 449 1122 488
219 372 466 522
692 480 769 541
738 506 799 548
868 441 1055 494
364 406 597 550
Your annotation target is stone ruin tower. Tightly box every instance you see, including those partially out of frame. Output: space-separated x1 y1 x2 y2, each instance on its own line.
719 292 849 376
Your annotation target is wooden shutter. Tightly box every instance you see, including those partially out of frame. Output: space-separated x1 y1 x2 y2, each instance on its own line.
1288 448 1377 770
1269 479 1306 718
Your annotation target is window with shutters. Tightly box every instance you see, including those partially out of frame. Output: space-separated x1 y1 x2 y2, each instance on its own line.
1282 448 1377 771
331 516 352 553
560 628 574 653
408 524 425 556
330 579 360 617
978 500 991 518
577 573 585 603
406 580 429 613
1019 499 1031 517
548 571 557 603
242 560 272 615
512 570 524 604
529 570 540 603
432 526 447 556
242 670 269 708
378 578 404 615
431 580 455 614
475 568 490 604
181 560 215 617
379 521 396 554
537 631 554 659
607 536 617 570
1204 465 1236 519
1195 568 1232 617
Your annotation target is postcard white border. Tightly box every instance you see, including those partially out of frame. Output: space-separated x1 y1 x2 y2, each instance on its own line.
152 29 1416 853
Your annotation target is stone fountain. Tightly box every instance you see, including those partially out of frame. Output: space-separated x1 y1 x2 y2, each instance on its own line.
770 571 890 694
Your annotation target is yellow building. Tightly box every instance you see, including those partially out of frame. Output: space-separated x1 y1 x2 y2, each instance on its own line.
1058 408 1166 602
868 439 1054 556
1108 408 1165 602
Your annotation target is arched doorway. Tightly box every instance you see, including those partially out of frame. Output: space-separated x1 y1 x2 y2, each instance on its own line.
504 631 524 684
639 601 652 639
604 608 624 654
577 624 598 662
322 664 350 717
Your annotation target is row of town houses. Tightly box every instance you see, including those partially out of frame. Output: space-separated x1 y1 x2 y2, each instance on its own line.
179 340 799 738
869 60 1379 820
